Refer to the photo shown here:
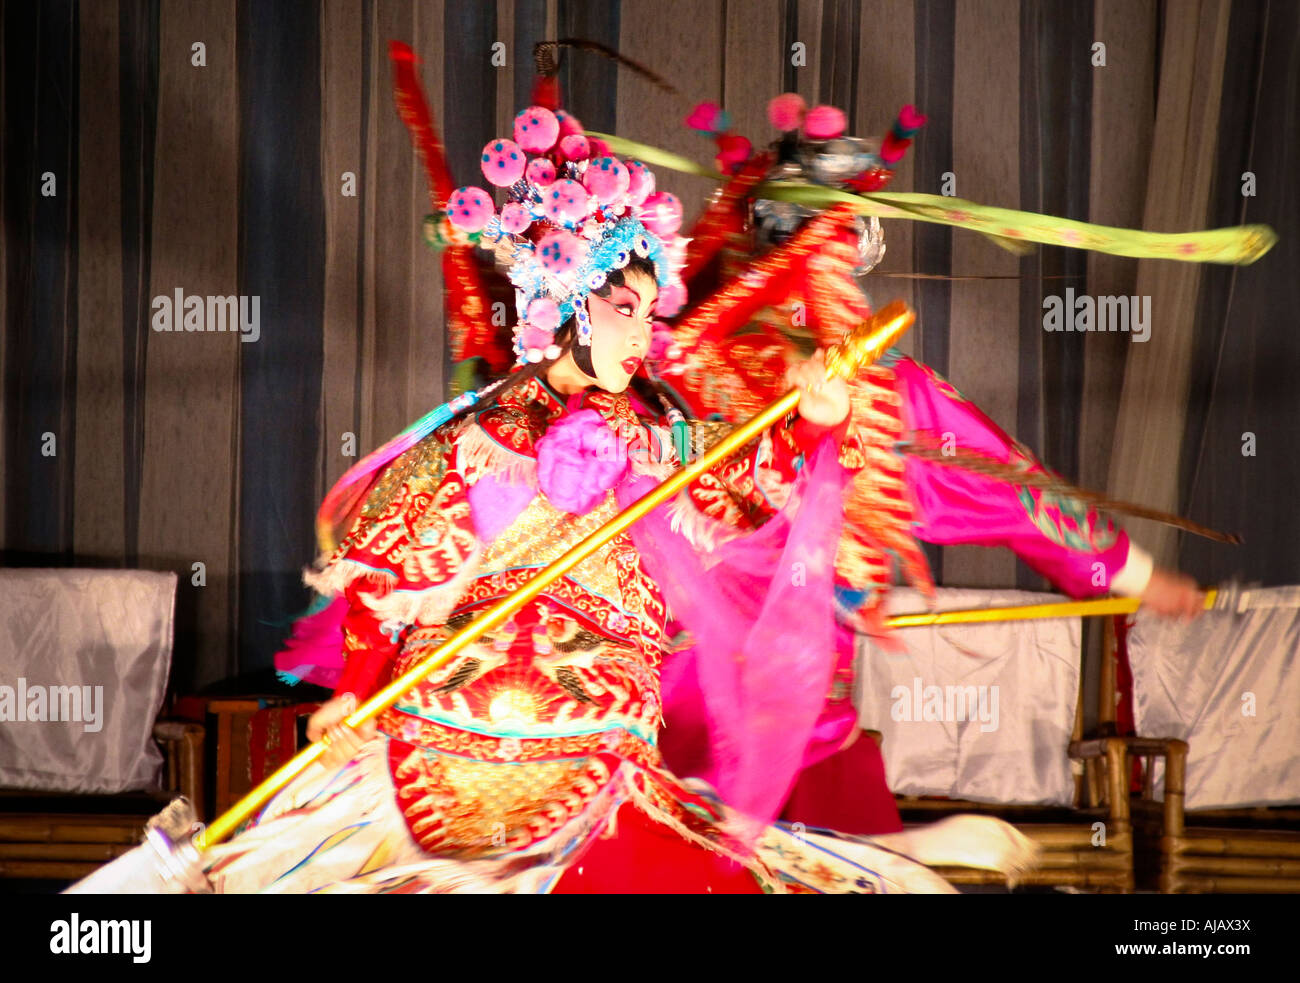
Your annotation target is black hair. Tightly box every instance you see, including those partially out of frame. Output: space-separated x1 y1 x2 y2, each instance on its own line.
455 255 667 418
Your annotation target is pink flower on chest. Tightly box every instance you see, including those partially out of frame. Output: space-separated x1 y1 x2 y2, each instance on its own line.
535 408 630 515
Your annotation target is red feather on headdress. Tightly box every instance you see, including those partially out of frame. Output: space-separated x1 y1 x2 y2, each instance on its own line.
389 42 512 375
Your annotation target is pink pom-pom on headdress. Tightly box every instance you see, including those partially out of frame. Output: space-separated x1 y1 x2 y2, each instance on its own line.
525 297 561 332
626 160 655 205
655 281 687 317
767 92 807 131
520 324 553 354
559 133 591 161
555 109 583 137
480 138 526 187
537 229 587 274
526 158 557 187
541 178 590 223
803 104 846 140
583 156 630 205
638 191 683 236
513 106 560 152
498 201 532 234
447 186 494 232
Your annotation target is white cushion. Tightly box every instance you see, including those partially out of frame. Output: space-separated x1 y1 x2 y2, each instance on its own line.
0 568 176 793
856 587 1080 806
1128 588 1300 809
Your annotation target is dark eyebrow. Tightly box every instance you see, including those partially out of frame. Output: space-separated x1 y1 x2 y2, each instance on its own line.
616 284 641 305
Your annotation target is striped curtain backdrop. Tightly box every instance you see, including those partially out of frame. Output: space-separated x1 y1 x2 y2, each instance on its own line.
2 0 1293 691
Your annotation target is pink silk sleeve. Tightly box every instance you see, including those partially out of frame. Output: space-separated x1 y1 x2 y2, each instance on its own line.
891 354 1131 598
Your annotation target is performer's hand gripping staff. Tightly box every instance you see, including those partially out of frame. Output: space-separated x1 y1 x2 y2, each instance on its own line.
62 301 917 894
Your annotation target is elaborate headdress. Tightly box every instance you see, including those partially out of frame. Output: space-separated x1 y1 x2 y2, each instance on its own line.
312 43 692 554
431 105 690 365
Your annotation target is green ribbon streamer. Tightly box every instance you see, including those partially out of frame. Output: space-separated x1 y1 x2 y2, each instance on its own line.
588 133 721 179
589 132 1276 266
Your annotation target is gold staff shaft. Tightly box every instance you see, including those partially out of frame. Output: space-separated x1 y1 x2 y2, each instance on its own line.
884 588 1217 629
196 302 917 850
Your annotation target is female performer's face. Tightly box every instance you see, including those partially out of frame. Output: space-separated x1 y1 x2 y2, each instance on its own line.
581 271 658 393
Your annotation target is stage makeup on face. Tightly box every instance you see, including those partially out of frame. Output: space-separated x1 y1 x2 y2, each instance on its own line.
541 265 658 396
578 269 658 393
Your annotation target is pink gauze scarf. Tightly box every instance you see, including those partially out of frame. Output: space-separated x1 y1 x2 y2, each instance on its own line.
617 437 849 833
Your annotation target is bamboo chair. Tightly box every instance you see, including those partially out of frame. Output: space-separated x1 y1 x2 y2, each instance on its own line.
884 615 1136 892
0 721 203 882
1113 616 1300 893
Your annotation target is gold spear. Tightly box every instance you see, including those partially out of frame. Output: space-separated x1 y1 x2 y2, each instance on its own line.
883 590 1219 630
190 300 917 852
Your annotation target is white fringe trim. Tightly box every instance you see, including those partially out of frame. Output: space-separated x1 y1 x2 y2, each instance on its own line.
664 492 745 553
302 559 397 597
629 456 677 482
625 775 782 893
302 543 485 628
364 544 485 627
754 462 793 511
456 421 539 489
